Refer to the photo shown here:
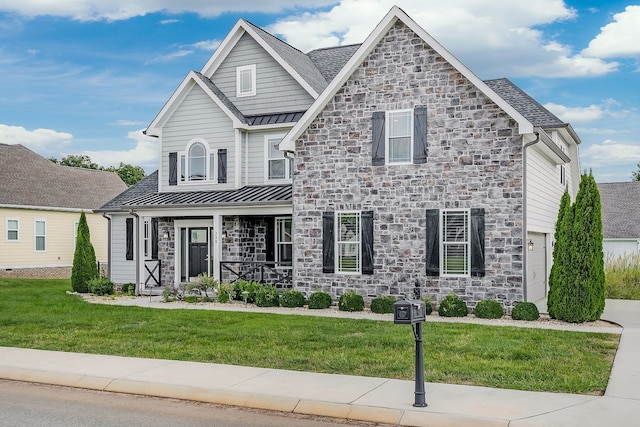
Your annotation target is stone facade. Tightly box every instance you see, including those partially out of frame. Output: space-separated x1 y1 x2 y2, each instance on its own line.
292 21 524 308
0 266 71 279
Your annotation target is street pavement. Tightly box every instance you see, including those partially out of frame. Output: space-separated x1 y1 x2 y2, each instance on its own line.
1 299 639 426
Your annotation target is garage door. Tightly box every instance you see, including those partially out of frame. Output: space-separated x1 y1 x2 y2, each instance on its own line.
527 232 547 303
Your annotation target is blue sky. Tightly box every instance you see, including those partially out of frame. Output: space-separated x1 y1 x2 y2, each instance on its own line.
1 0 638 182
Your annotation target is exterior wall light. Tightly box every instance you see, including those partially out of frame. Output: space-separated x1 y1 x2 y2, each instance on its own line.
527 239 534 251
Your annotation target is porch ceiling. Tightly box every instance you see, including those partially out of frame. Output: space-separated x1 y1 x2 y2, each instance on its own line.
123 184 292 209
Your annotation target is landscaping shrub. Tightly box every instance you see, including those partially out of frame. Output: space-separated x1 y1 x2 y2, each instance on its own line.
280 289 305 308
474 299 504 319
217 282 234 303
71 211 98 293
438 294 468 317
370 295 396 314
308 291 332 309
233 280 260 303
120 283 135 295
338 292 364 312
511 302 540 321
255 286 279 307
87 276 114 296
420 297 433 315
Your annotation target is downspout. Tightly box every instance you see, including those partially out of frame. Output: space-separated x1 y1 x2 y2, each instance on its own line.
129 209 140 295
102 213 112 281
522 132 540 302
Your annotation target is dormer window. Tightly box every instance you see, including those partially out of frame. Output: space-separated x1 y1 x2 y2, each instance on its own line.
236 64 256 97
169 138 227 186
188 142 206 181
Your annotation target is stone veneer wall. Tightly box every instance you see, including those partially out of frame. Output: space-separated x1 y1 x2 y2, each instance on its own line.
0 266 71 279
158 218 174 286
292 21 524 309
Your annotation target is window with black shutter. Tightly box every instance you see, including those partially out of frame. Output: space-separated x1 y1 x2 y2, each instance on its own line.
371 107 427 165
322 211 374 275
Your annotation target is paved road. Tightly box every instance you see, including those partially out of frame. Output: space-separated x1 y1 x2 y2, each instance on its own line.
0 380 389 427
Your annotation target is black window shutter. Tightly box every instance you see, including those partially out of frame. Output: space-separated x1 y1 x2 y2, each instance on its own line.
169 152 177 186
265 217 275 262
425 209 439 276
413 106 428 164
361 210 374 275
125 218 134 261
218 149 227 184
151 218 158 260
372 111 385 166
322 212 335 273
470 208 485 277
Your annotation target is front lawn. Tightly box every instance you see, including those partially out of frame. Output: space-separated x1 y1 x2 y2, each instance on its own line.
0 278 619 395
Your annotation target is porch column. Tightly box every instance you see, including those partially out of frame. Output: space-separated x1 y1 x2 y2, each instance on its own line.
213 213 222 282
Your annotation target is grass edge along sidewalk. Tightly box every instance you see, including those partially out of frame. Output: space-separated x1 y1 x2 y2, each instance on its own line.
0 278 620 395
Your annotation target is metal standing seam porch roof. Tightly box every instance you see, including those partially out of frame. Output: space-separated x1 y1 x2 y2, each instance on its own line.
122 184 292 209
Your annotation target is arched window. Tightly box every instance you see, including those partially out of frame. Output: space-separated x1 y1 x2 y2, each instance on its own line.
188 142 206 181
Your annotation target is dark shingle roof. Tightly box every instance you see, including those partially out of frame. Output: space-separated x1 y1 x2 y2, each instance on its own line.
0 144 127 210
598 182 640 239
484 78 565 127
98 170 158 211
244 20 329 94
307 44 361 83
123 185 292 209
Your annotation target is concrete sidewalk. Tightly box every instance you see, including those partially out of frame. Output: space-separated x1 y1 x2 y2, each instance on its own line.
1 300 639 426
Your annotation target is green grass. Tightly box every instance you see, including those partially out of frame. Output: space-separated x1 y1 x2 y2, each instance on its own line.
0 278 619 395
606 253 640 299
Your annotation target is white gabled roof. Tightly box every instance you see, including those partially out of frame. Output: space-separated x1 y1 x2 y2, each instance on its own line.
145 71 246 136
279 6 534 152
200 19 323 99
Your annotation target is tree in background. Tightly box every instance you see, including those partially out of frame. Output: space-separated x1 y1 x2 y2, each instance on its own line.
547 189 571 319
50 155 145 186
633 162 640 181
549 171 605 322
71 211 98 293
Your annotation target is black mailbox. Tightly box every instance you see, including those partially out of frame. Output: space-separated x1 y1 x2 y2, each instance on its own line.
393 299 426 324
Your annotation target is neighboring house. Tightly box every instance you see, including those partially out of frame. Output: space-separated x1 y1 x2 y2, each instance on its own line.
598 181 640 258
101 7 580 308
0 144 127 278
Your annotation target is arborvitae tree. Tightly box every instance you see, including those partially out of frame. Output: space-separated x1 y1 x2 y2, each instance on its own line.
71 211 98 293
547 189 571 319
553 171 605 322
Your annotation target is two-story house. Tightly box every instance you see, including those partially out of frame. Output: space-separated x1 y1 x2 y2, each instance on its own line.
101 6 580 308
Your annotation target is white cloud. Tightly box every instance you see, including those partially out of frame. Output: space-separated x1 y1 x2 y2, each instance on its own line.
266 0 617 79
191 40 221 51
82 129 158 171
0 1 335 21
160 19 180 25
0 124 72 155
581 139 640 167
544 99 630 123
583 5 640 58
111 119 147 126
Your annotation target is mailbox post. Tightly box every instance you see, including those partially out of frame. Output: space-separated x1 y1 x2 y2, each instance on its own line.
393 298 427 407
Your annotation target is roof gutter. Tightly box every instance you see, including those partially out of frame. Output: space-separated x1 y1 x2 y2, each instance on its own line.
522 132 541 303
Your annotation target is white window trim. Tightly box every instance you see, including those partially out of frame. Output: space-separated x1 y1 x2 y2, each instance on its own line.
143 219 151 259
178 138 217 184
275 216 292 266
264 134 291 183
73 221 79 250
6 218 19 242
385 109 413 165
34 219 46 252
236 64 256 97
440 209 470 277
335 211 361 274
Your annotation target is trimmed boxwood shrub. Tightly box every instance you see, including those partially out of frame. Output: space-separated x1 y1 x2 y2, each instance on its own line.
511 302 540 321
87 276 114 296
370 295 396 314
438 294 468 317
308 291 332 309
474 299 504 319
421 297 433 315
255 286 279 307
120 283 135 295
280 289 305 308
338 292 365 312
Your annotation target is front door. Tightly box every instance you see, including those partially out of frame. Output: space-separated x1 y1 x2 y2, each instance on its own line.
188 228 208 279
